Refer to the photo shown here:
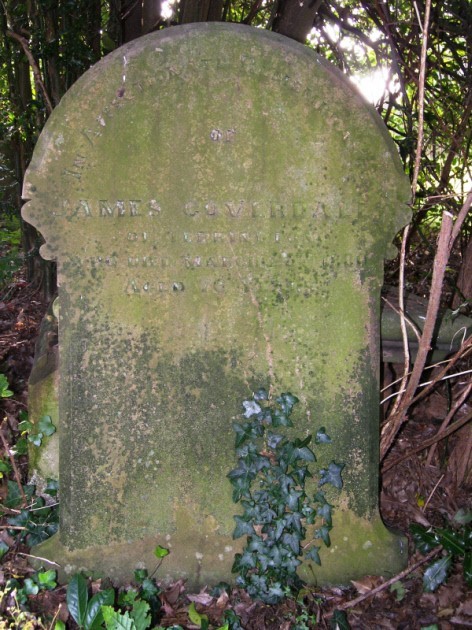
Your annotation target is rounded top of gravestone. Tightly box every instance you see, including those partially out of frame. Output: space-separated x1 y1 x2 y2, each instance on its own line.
22 22 410 264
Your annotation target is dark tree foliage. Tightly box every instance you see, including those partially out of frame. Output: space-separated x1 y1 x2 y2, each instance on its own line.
0 0 470 303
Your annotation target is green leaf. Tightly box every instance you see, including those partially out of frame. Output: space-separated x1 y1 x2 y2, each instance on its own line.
54 622 66 630
38 415 56 437
435 527 466 556
153 545 169 559
330 609 351 629
232 516 255 539
18 418 34 433
134 569 148 583
140 577 160 602
276 393 299 415
0 541 9 559
29 432 43 447
389 580 406 601
410 524 440 554
24 577 39 595
37 570 57 590
423 555 452 592
130 599 151 630
319 462 344 489
44 478 59 496
242 400 261 418
315 427 332 444
254 389 268 401
453 509 472 525
67 573 89 627
0 374 13 397
85 588 115 630
315 525 331 547
102 606 136 630
305 546 321 565
188 602 208 628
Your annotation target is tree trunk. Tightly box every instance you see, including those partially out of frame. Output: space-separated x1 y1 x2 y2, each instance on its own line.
453 237 472 309
271 0 322 42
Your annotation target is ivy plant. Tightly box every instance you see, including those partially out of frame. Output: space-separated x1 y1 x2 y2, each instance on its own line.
228 388 344 603
410 509 472 592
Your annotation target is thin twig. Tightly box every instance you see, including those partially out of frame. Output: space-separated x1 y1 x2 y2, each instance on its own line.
450 189 472 245
382 410 472 472
422 473 445 511
0 421 27 506
426 382 472 465
411 0 432 197
16 552 61 567
388 225 412 419
336 547 441 611
380 367 472 405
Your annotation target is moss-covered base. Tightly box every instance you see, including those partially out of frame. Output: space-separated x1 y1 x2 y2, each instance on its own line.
32 509 406 588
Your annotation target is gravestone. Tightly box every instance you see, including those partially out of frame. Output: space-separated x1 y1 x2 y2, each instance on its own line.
23 23 411 586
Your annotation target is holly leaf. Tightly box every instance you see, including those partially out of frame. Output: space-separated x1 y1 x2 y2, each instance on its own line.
423 555 452 592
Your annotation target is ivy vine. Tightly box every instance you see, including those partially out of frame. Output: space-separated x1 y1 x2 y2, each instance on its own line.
228 388 344 603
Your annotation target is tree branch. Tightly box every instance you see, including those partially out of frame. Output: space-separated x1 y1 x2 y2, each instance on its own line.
6 29 53 115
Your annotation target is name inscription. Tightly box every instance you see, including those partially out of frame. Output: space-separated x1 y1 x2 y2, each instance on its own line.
57 199 346 221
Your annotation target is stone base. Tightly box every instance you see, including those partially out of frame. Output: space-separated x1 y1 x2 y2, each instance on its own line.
32 509 406 588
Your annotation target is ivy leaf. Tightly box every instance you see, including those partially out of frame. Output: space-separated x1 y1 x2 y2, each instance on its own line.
232 516 255 539
317 502 333 527
24 578 39 595
319 462 344 489
272 410 293 427
242 400 261 418
282 531 301 554
267 432 283 449
276 393 299 415
154 545 169 559
423 555 452 592
305 546 321 565
44 478 59 496
315 525 331 547
38 415 56 437
253 389 268 401
37 570 57 590
330 609 351 629
315 427 332 444
0 374 13 397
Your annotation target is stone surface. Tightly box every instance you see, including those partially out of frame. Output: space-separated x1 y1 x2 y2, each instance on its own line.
23 23 411 586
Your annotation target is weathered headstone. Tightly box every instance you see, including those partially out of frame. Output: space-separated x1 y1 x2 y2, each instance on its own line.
23 23 411 586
